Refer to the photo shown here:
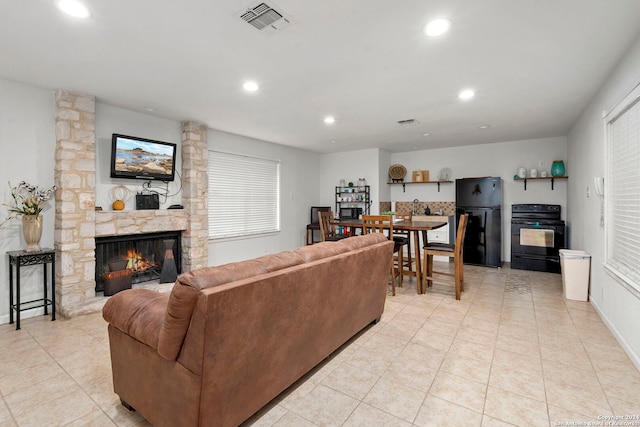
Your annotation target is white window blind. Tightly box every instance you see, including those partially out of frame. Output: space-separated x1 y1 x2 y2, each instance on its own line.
208 151 280 239
605 83 640 294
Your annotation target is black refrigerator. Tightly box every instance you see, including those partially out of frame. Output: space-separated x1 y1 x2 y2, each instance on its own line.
455 177 502 267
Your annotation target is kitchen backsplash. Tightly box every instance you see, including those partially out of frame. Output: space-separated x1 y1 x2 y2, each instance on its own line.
379 201 456 216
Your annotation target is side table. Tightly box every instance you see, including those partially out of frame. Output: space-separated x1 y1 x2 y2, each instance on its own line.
7 248 56 330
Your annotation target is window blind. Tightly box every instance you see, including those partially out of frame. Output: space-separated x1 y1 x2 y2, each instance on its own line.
208 151 280 239
606 84 640 293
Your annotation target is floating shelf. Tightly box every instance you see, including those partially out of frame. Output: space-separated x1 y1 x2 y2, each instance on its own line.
388 180 453 192
514 176 568 190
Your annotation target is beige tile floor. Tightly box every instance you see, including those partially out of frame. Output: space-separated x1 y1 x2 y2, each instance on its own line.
1 263 640 426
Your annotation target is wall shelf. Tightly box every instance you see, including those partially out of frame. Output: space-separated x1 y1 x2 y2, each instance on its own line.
514 176 568 190
388 180 453 192
336 185 371 216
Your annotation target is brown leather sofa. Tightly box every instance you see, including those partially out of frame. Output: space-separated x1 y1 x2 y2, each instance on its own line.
102 233 393 427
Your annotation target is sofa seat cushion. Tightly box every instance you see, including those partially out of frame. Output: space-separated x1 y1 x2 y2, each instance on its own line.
103 289 170 350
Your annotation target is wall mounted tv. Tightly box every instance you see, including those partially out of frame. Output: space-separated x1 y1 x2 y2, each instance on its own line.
110 134 177 181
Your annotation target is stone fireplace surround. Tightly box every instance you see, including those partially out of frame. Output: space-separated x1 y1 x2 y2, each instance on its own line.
94 213 186 291
53 90 210 318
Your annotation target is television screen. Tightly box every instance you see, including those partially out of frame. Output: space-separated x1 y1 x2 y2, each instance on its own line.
110 134 177 181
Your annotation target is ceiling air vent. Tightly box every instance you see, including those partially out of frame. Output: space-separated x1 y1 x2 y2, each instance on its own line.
397 119 420 126
239 2 292 32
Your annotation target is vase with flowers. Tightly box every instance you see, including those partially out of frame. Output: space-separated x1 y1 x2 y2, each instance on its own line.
2 181 57 252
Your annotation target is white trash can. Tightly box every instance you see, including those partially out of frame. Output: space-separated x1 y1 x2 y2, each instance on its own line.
559 250 591 301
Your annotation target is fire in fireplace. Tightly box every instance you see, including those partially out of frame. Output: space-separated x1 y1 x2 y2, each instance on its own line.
125 248 157 272
95 231 181 293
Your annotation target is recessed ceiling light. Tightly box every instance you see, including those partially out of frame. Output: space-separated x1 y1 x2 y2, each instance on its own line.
330 140 336 144
56 0 91 18
145 107 155 112
478 124 490 129
424 18 451 37
324 116 336 124
422 133 431 137
242 81 259 92
458 89 475 100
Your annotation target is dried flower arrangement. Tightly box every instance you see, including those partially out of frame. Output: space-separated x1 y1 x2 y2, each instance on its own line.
1 181 57 226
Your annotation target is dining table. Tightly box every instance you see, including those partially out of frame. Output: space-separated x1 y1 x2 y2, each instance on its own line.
334 218 448 294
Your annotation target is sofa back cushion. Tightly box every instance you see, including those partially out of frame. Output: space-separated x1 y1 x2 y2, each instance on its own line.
157 234 388 361
292 240 350 262
157 250 305 360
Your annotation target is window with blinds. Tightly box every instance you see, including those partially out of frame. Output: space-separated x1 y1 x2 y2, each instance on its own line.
208 151 280 240
605 82 640 295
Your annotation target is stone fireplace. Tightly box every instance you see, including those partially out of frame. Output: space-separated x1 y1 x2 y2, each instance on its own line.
95 225 183 292
53 90 210 317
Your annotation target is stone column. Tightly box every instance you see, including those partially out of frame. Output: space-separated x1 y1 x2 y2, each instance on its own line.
181 121 209 271
54 90 96 317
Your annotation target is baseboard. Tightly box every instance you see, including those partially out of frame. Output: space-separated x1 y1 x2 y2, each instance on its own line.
0 307 46 326
590 299 640 372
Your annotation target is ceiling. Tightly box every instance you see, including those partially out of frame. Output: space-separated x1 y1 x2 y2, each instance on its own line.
2 1 640 154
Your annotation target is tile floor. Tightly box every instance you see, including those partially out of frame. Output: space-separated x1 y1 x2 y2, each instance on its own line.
1 263 639 426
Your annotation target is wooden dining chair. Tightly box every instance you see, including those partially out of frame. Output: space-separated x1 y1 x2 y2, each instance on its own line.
422 214 469 300
306 206 331 244
362 215 402 295
319 211 348 242
394 211 412 278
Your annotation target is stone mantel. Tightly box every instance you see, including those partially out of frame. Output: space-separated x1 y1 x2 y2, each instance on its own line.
95 210 187 237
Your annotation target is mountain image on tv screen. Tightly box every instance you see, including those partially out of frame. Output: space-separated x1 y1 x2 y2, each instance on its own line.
114 138 174 176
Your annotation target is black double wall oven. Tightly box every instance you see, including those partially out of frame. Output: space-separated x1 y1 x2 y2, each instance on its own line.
511 204 566 273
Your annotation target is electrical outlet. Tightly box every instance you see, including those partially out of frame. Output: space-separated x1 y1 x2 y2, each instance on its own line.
587 185 591 198
539 160 545 167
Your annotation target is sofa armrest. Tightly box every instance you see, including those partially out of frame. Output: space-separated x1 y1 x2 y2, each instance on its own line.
103 289 170 352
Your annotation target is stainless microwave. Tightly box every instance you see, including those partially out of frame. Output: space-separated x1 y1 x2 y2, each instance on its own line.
340 207 362 219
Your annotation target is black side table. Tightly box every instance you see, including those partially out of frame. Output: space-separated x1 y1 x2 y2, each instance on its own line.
7 248 56 330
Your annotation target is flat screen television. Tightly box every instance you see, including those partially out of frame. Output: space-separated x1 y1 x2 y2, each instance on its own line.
110 134 177 181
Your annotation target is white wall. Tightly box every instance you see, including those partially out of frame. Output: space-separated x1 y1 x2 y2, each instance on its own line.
207 129 320 266
94 103 182 210
0 78 56 323
567 34 640 369
378 149 391 207
390 137 568 261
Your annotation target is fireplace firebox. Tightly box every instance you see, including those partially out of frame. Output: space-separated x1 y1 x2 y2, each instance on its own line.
95 231 181 293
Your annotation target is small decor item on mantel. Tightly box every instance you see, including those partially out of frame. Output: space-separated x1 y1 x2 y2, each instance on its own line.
1 181 57 252
110 185 134 211
551 160 565 177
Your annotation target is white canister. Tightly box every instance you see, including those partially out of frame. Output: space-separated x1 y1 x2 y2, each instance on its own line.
540 171 547 178
518 167 526 178
530 168 538 178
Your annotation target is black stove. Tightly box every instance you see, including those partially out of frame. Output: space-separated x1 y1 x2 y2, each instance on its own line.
511 204 566 273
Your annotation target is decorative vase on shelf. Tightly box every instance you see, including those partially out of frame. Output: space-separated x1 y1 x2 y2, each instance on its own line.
22 215 43 252
551 160 565 177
